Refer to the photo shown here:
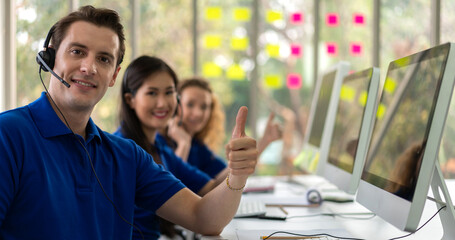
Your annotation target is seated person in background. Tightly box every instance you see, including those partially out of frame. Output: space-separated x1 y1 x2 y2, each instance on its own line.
115 56 255 239
163 77 282 185
0 6 258 240
164 77 228 185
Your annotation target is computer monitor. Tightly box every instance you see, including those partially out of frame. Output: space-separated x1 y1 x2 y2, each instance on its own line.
296 62 350 174
356 42 455 232
323 67 380 194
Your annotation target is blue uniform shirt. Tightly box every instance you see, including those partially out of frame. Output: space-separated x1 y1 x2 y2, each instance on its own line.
186 138 227 178
114 129 211 239
157 133 227 179
0 92 185 240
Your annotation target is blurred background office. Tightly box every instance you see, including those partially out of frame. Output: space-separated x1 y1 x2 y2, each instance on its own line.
2 0 455 177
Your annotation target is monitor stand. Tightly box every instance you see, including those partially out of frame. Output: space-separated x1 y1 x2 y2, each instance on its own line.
428 163 455 239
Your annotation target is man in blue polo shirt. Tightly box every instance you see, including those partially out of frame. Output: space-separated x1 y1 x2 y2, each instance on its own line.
0 5 258 240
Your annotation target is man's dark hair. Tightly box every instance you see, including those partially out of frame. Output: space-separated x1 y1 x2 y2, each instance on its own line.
51 5 125 66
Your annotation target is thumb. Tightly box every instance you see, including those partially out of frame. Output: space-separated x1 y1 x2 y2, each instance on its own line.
232 106 248 139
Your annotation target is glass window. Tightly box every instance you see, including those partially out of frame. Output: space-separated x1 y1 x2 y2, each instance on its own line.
440 0 455 179
16 0 70 106
319 0 373 72
380 0 430 72
198 0 255 141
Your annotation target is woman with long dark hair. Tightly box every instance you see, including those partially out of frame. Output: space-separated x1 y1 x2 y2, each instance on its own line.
115 56 218 239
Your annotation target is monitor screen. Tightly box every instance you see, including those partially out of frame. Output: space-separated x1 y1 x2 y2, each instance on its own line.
323 67 380 194
328 71 373 174
308 71 336 147
362 49 448 201
356 43 455 232
296 61 350 175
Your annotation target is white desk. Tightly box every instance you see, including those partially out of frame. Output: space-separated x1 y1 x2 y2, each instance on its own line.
201 175 452 240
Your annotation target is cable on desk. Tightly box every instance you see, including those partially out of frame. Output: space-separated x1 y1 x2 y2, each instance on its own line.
388 205 446 240
286 212 376 220
261 230 365 240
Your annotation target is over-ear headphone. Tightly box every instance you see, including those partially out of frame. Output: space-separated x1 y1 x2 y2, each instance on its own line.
36 25 56 73
36 25 70 88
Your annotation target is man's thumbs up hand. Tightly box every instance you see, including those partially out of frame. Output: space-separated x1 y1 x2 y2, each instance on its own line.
226 107 258 176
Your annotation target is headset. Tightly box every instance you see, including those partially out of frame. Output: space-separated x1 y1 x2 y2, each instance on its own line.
36 25 71 88
122 67 183 126
306 188 323 205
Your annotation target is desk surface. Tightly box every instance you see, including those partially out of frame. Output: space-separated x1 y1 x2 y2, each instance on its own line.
201 175 452 240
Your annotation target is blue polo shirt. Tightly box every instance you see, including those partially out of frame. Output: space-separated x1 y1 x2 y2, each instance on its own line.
186 139 227 178
0 92 186 240
114 129 211 239
157 134 226 178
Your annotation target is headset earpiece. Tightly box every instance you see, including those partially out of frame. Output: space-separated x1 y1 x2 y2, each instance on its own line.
175 95 183 126
36 25 56 72
36 47 55 72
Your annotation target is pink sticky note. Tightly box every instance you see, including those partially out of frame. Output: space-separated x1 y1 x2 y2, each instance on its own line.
290 12 303 24
287 73 302 89
353 13 365 25
350 42 363 56
326 42 338 56
290 44 302 57
326 13 339 27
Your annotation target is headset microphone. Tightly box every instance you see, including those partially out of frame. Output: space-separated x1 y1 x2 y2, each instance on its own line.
36 25 71 88
36 54 71 88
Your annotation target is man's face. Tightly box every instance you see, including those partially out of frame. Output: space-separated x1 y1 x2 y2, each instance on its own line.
48 21 120 113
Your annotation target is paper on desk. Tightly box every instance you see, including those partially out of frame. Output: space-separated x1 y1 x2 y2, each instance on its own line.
236 229 355 239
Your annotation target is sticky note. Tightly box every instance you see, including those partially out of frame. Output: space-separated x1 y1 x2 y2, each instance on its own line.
230 37 249 50
353 13 365 25
265 75 282 89
290 44 302 57
359 91 368 106
350 42 363 56
326 13 339 27
340 85 355 102
227 64 245 80
266 10 282 23
202 62 222 78
287 73 302 89
377 103 386 120
233 7 250 22
205 7 222 21
204 35 221 49
266 44 280 58
290 12 303 24
326 42 338 56
384 77 397 94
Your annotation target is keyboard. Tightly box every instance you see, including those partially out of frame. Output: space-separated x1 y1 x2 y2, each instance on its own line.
235 200 267 218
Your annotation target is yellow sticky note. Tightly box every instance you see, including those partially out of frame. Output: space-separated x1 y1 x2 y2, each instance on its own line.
264 75 282 89
233 7 250 22
358 90 368 106
384 77 397 94
266 44 280 58
202 62 222 78
205 7 222 21
227 64 245 80
204 35 221 49
266 10 282 23
230 37 249 50
377 103 386 120
340 85 355 102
